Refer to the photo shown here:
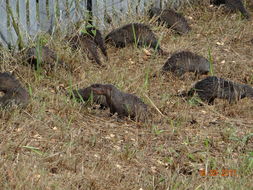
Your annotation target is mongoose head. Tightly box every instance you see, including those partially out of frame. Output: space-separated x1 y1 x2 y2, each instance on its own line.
27 46 62 66
0 72 20 92
244 85 253 99
148 7 161 18
71 87 93 101
27 46 47 60
90 84 116 96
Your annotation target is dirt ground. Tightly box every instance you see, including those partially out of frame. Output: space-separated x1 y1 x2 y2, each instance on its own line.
0 1 252 190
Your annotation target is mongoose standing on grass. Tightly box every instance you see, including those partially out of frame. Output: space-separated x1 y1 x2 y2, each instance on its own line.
162 51 210 77
210 0 250 19
148 7 191 34
69 32 105 66
26 46 63 70
90 84 148 122
0 72 29 108
86 26 108 60
182 76 253 104
71 86 108 109
105 23 164 54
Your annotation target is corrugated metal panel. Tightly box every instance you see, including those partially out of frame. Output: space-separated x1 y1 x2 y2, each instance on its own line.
0 0 169 49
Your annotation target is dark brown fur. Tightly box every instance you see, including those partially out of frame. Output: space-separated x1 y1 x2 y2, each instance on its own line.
69 33 103 66
162 51 210 77
71 86 108 109
183 76 253 104
105 23 163 54
26 46 63 70
86 27 108 59
90 84 148 122
148 7 191 34
0 72 29 108
210 0 250 19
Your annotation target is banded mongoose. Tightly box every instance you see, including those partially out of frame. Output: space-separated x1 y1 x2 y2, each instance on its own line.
162 51 210 77
183 76 253 104
105 23 163 54
71 86 108 109
148 7 191 34
210 0 250 19
69 33 104 66
26 46 63 70
0 72 30 108
86 26 108 59
90 84 148 121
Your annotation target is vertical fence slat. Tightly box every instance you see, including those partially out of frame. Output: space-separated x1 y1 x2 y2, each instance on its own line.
121 0 128 15
49 0 55 17
58 0 68 30
67 0 75 21
149 0 159 8
0 1 8 47
115 0 122 15
73 0 80 22
79 0 87 19
130 0 138 14
48 0 56 34
9 0 18 48
161 0 167 8
138 0 146 14
28 0 38 36
105 0 113 23
116 0 125 25
93 0 105 29
18 0 27 44
59 0 67 20
68 0 76 22
143 0 150 9
157 0 162 8
92 0 98 25
39 0 49 32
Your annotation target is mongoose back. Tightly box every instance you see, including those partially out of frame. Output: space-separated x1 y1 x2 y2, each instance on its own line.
0 72 30 108
71 86 108 108
185 76 253 104
148 7 191 34
162 51 210 77
90 84 148 121
210 0 250 19
105 23 163 54
26 46 63 70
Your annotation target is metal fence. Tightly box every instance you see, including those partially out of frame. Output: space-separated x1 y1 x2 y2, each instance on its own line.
0 0 170 49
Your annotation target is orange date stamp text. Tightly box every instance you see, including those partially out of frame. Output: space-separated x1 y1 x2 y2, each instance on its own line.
199 169 237 177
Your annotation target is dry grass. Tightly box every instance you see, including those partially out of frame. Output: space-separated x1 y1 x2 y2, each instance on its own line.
0 2 253 190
